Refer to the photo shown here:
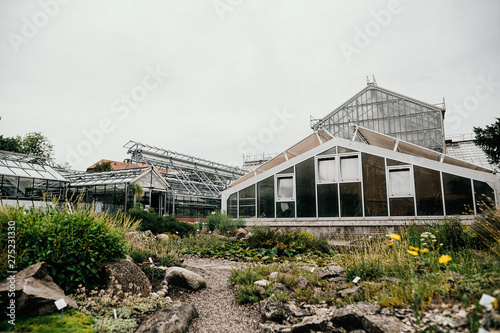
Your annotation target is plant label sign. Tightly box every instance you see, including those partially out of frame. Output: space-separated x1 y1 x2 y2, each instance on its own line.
54 298 67 310
352 276 361 284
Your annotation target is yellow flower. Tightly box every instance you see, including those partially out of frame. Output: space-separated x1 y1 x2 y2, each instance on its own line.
419 249 429 254
409 246 419 251
438 255 452 264
407 250 419 256
389 234 401 241
493 299 498 309
386 242 394 247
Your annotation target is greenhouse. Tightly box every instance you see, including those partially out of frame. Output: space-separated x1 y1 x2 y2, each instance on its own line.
63 167 171 214
0 150 69 207
311 82 446 152
221 126 498 226
123 140 245 218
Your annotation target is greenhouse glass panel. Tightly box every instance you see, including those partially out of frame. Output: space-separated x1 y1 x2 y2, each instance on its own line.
227 193 238 218
317 184 339 217
362 153 388 216
473 180 495 213
32 179 47 199
239 184 256 218
318 158 335 182
276 201 295 218
340 183 362 217
1 176 17 198
296 158 316 218
414 166 443 216
443 173 473 215
388 168 412 197
390 198 415 216
257 176 274 218
278 167 294 174
339 156 360 182
277 176 294 201
318 147 337 155
0 166 16 176
18 177 34 198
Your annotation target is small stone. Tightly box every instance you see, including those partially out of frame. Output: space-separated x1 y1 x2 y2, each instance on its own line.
151 292 159 299
269 272 279 281
255 280 270 287
295 276 309 289
157 290 166 297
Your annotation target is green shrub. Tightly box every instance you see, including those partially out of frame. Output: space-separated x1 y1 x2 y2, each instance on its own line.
246 225 331 255
205 212 245 234
0 205 128 293
125 209 194 237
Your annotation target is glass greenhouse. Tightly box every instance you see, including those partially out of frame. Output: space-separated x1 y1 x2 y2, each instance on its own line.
312 83 446 152
222 127 498 224
62 167 171 214
0 150 69 207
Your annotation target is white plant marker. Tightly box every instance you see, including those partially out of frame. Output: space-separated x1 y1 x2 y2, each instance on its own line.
149 257 153 264
479 293 496 310
54 298 67 323
113 309 117 319
353 276 361 284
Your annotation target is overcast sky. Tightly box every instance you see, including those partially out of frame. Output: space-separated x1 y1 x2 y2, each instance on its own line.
1 0 499 170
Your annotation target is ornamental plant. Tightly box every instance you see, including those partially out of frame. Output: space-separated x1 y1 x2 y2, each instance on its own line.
0 204 133 292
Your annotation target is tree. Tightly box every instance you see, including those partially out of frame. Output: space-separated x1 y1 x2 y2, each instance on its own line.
18 132 54 161
473 118 500 166
0 135 23 153
87 161 113 173
0 132 67 168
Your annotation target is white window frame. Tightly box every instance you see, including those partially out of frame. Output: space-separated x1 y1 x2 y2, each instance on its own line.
386 165 415 198
316 155 337 184
275 174 295 202
338 153 361 183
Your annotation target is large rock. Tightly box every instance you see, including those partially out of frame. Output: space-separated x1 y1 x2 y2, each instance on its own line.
101 259 152 298
318 265 344 279
0 262 78 317
331 302 411 333
157 234 170 242
164 267 207 290
135 302 198 333
261 300 291 323
235 228 248 239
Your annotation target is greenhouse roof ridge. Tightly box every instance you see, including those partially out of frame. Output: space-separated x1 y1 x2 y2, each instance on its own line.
312 84 444 131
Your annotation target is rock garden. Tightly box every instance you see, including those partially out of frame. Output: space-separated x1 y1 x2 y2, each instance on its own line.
0 205 499 332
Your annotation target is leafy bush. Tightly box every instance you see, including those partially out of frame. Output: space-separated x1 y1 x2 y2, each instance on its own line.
126 209 194 237
205 212 245 234
0 205 129 292
246 225 331 255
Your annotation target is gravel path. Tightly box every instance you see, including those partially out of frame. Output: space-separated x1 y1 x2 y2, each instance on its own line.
172 258 261 333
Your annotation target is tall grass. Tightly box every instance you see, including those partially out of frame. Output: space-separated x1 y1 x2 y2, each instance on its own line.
471 205 500 257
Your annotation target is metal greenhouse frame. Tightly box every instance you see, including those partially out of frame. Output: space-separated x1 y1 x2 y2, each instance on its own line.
312 82 446 153
123 141 246 198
